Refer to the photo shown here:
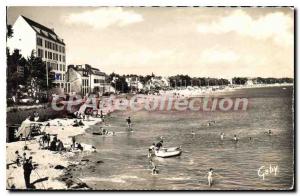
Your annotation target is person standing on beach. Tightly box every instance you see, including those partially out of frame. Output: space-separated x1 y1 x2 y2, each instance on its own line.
23 157 33 188
46 134 51 148
15 151 21 166
72 136 76 149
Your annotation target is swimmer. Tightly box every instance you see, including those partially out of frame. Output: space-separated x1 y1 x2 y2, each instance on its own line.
220 132 224 140
233 134 238 142
207 168 213 187
152 166 159 175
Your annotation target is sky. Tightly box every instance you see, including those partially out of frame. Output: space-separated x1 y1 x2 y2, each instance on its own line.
7 7 294 79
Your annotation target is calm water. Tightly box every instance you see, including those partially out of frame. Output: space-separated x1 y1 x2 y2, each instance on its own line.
74 86 294 190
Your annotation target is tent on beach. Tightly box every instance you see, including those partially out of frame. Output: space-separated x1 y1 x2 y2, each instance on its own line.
15 119 44 138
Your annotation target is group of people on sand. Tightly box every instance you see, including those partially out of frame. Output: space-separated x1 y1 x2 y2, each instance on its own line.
39 133 65 152
72 119 85 127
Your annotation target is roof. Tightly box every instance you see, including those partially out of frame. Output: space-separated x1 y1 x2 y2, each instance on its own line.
21 15 65 45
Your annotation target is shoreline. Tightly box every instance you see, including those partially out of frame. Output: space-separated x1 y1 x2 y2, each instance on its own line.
6 84 293 190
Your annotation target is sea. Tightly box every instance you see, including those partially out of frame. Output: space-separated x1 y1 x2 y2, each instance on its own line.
72 86 294 190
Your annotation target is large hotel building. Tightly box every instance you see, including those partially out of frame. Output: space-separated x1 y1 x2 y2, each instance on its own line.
7 15 67 93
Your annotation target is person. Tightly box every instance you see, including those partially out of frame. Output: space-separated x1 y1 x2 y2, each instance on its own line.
33 111 39 122
57 139 65 152
126 116 132 128
207 168 214 187
15 151 22 166
73 120 79 127
77 143 83 151
49 137 57 151
148 143 156 158
23 157 33 188
220 133 225 140
100 110 104 119
46 134 51 148
233 134 238 142
152 166 159 175
191 130 195 136
155 140 163 150
78 120 85 126
267 130 272 135
71 136 76 149
22 153 27 164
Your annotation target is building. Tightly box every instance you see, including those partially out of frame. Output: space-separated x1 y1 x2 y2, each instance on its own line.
245 77 258 86
7 15 67 94
66 64 110 96
125 76 144 92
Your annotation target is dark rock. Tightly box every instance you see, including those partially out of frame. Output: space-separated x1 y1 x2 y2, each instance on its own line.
54 165 65 170
65 179 74 188
96 160 104 164
81 159 89 162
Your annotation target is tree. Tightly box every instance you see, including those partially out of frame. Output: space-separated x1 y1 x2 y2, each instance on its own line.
25 51 54 91
6 25 13 39
6 49 27 95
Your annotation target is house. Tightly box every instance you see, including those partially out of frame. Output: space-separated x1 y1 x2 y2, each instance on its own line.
66 64 110 96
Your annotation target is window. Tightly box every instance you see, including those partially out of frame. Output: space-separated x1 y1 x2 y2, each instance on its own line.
45 40 47 48
63 64 65 71
59 55 61 62
45 50 47 58
37 49 43 58
62 47 65 53
62 56 65 62
49 52 52 60
37 37 43 46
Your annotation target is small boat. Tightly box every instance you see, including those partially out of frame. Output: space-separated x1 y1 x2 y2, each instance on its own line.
154 147 182 158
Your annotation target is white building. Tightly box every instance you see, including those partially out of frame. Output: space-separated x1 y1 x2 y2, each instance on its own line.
66 64 109 96
125 76 144 92
7 15 67 94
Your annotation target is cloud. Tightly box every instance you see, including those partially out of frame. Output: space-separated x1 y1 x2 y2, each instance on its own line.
199 47 239 64
64 7 143 29
197 10 293 46
102 49 174 67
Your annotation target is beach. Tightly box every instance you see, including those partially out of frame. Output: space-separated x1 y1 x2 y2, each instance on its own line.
6 85 294 190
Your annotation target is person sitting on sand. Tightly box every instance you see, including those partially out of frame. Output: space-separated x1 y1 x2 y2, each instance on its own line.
49 137 57 151
73 120 79 127
78 120 85 126
56 139 65 152
77 143 83 151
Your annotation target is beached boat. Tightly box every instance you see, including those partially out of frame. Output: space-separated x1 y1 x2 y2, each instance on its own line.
154 147 182 158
